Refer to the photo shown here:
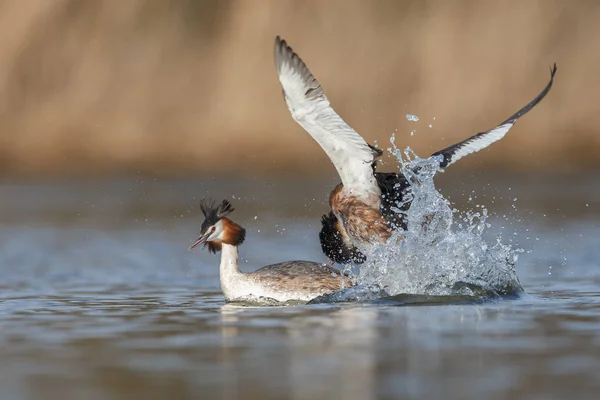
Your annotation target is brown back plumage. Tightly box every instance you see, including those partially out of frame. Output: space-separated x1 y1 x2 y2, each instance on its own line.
250 261 352 293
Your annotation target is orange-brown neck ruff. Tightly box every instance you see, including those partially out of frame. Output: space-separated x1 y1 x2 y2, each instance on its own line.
329 185 391 245
221 218 246 247
328 183 344 209
328 183 381 210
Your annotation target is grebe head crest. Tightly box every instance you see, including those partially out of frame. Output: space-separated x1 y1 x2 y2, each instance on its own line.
189 199 246 253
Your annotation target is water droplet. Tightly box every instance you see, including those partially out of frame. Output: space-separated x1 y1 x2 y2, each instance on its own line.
406 114 419 122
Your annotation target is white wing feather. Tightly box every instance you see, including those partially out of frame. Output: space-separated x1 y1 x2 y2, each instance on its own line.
437 122 513 167
274 36 380 199
431 63 557 168
274 37 558 184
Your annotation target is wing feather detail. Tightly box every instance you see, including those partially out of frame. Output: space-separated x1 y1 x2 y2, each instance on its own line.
274 36 380 198
432 64 557 167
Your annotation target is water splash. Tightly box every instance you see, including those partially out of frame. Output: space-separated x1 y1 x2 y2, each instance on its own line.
348 135 524 298
308 284 392 304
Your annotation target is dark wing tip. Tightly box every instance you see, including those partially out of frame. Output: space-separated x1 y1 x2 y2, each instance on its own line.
550 63 557 78
432 63 558 168
274 36 286 69
274 35 324 99
274 35 294 74
501 62 558 125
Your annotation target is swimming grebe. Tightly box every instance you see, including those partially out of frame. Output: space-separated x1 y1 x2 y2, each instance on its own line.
274 36 557 263
189 199 352 303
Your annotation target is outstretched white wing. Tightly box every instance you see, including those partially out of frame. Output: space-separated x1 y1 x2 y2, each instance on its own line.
274 36 380 198
432 64 557 167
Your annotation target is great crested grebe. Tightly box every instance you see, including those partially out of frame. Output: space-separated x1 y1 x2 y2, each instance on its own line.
188 199 352 303
274 36 557 264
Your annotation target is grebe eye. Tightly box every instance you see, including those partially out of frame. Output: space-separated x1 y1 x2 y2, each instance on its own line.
211 226 216 232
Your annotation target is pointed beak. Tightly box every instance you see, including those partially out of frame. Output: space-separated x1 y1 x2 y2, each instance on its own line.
188 233 209 251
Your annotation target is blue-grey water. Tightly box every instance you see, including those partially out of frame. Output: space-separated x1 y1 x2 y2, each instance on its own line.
0 173 599 400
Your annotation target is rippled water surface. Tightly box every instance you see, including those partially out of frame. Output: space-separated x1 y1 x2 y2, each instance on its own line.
0 174 599 399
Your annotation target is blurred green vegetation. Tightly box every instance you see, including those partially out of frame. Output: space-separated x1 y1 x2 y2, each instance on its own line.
0 0 598 178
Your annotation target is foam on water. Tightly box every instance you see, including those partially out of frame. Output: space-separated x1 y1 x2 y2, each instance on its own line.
346 135 524 298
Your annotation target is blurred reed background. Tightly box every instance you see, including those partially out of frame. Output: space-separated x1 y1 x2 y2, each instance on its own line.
0 0 598 178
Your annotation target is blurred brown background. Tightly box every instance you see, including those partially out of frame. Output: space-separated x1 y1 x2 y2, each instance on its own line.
0 0 598 178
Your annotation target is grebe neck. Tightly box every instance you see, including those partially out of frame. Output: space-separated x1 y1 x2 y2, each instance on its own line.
219 243 243 299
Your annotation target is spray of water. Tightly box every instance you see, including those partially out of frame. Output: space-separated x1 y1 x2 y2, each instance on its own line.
347 134 524 298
